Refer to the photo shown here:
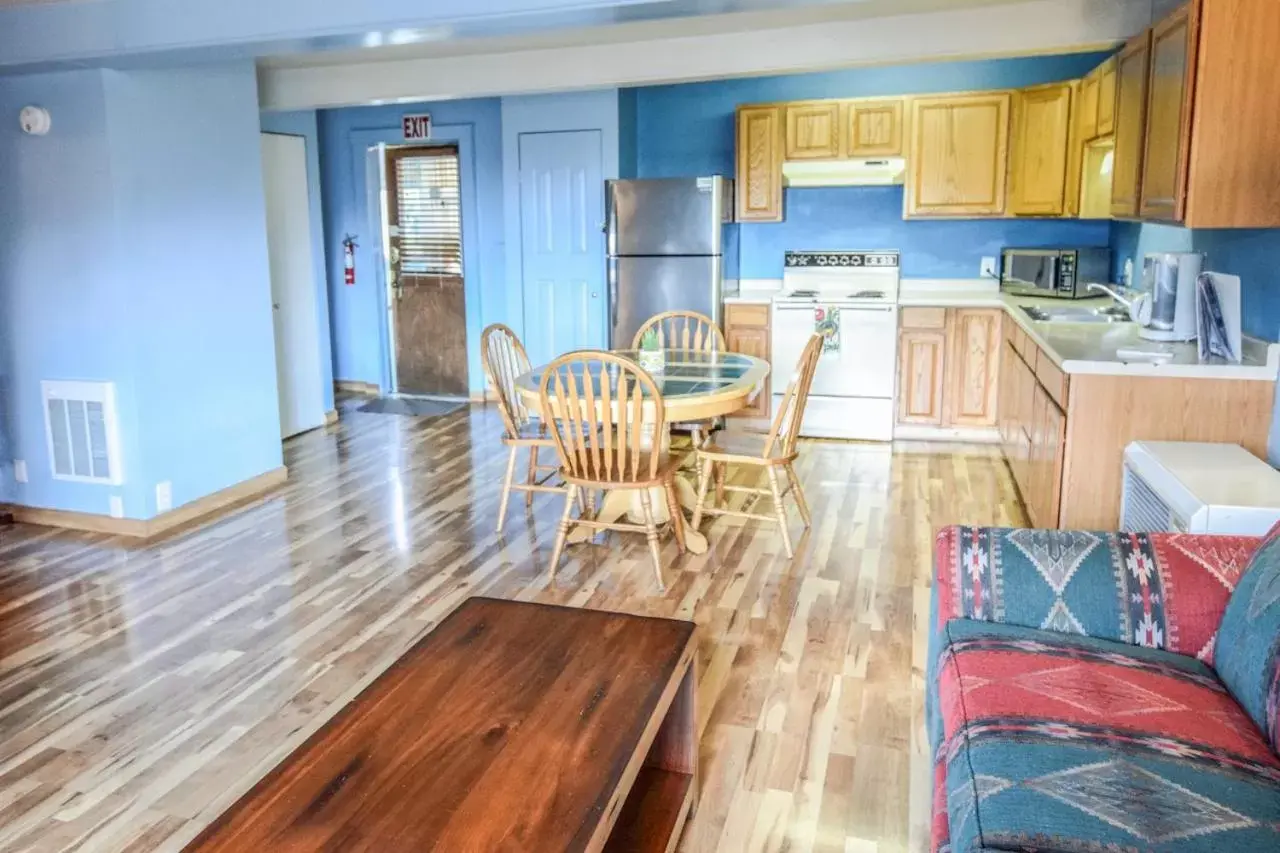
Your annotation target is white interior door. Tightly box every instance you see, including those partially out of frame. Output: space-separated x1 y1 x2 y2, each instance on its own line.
261 132 326 439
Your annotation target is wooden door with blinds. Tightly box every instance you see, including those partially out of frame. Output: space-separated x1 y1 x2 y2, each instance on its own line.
386 145 468 397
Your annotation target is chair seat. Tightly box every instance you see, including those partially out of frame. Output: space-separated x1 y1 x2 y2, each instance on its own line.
697 432 794 463
559 452 683 488
937 620 1280 852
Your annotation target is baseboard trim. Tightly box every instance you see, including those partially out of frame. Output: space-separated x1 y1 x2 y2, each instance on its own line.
325 409 339 426
892 424 1001 444
334 380 380 396
5 466 289 540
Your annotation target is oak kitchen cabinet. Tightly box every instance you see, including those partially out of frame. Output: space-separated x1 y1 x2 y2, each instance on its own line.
905 92 1011 217
724 303 771 418
1007 82 1074 217
897 307 1001 429
846 98 905 157
1139 1 1198 221
735 105 784 222
784 101 841 160
1110 31 1151 218
1114 0 1280 227
1095 57 1118 137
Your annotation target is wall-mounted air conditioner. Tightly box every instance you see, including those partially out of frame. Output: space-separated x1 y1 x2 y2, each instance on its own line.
1120 441 1280 535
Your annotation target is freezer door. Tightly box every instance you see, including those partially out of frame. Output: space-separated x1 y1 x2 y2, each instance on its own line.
609 255 722 348
606 177 727 256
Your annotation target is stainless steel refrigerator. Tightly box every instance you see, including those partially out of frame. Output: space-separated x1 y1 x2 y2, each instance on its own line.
605 177 734 348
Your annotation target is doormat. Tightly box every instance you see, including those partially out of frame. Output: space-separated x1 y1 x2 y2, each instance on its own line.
357 398 466 418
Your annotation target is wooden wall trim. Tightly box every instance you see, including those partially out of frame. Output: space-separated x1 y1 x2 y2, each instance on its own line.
4 466 289 540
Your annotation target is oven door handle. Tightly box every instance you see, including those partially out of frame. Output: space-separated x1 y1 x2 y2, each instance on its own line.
773 304 895 312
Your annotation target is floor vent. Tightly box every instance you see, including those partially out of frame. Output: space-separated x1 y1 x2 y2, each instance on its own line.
41 380 122 485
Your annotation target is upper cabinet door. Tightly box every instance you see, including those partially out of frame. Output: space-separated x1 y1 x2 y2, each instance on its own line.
846 98 905 157
736 105 784 222
1078 73 1100 141
905 92 1011 217
1096 56 1119 137
1008 83 1074 217
1110 32 1152 218
784 102 841 160
1140 2 1199 222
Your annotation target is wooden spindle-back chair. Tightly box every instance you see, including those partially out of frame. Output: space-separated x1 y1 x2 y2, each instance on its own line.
689 334 823 558
538 351 686 588
481 323 562 534
631 310 726 452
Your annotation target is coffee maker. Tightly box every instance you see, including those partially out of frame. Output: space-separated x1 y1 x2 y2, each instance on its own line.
1134 252 1203 342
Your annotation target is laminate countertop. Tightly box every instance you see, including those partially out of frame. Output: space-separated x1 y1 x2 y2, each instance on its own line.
898 283 1280 380
723 279 1280 380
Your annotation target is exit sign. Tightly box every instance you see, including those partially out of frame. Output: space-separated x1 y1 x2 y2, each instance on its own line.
402 113 432 141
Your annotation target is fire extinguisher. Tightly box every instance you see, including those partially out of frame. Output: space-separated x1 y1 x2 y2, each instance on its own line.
342 235 358 286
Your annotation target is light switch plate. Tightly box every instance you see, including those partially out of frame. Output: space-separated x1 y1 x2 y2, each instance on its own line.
156 481 173 514
109 495 124 518
13 460 26 483
980 257 998 279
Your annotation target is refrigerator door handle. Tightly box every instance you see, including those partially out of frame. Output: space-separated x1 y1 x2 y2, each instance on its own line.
608 257 619 334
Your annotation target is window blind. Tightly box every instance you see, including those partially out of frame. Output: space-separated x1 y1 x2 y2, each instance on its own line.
395 150 462 276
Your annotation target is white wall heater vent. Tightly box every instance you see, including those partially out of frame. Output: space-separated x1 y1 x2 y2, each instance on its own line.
41 380 123 485
1120 441 1280 536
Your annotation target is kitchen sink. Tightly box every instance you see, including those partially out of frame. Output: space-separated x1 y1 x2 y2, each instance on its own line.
1019 304 1132 324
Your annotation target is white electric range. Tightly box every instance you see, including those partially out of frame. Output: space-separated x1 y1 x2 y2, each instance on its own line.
771 251 900 441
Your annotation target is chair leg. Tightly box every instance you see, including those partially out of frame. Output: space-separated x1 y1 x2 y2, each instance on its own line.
638 490 666 591
664 480 687 556
548 484 578 579
525 445 539 509
767 466 794 559
714 462 726 506
786 462 811 528
691 458 713 530
690 426 704 449
497 445 518 534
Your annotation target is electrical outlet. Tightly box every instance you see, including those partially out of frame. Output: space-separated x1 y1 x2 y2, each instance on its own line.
156 481 173 514
109 495 124 519
13 460 27 484
980 257 998 279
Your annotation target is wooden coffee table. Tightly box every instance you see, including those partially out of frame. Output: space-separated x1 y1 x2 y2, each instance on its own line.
184 597 698 853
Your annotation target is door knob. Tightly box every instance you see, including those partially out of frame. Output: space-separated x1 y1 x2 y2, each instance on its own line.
591 292 599 298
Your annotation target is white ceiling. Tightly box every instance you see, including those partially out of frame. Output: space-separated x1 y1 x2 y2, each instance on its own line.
259 0 1151 110
259 0 1032 69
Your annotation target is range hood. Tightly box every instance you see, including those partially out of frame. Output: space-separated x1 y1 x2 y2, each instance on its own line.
782 157 906 187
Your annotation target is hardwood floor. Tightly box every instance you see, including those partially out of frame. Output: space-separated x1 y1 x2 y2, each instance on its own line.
0 403 1025 853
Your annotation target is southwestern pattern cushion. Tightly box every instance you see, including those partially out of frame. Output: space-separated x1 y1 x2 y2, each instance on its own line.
927 526 1260 752
936 621 1280 852
1216 527 1280 755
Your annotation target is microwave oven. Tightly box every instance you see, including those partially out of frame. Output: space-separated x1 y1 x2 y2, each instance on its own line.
1000 247 1112 299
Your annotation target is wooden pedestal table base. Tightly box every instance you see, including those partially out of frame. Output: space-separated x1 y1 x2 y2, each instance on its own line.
570 473 708 554
183 597 699 853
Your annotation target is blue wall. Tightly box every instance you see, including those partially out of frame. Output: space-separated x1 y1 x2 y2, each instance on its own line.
631 52 1114 280
744 187 1111 279
0 63 282 519
260 109 336 413
1110 222 1280 341
318 98 504 393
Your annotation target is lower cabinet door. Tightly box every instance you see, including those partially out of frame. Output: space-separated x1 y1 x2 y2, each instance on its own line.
897 329 947 425
726 323 771 418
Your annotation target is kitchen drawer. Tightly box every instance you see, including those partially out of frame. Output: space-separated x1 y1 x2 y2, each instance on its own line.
1011 325 1032 362
1035 353 1069 410
900 307 947 329
725 303 770 328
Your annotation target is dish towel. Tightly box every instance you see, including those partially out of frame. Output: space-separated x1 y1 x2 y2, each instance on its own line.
815 306 841 353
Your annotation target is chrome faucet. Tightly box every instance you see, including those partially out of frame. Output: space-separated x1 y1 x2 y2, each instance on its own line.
1085 282 1131 307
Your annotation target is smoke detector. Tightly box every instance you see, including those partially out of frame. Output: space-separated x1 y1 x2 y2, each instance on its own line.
19 106 51 136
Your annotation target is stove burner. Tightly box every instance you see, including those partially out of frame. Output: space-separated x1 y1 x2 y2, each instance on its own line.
787 289 819 298
851 290 886 299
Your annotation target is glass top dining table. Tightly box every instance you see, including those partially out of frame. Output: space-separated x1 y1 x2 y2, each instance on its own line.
514 350 771 423
514 349 771 556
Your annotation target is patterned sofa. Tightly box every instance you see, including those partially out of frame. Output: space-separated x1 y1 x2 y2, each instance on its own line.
927 525 1280 852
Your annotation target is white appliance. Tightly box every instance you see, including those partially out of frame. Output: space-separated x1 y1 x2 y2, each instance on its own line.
781 157 906 187
772 251 900 441
1133 252 1203 342
1120 441 1280 535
